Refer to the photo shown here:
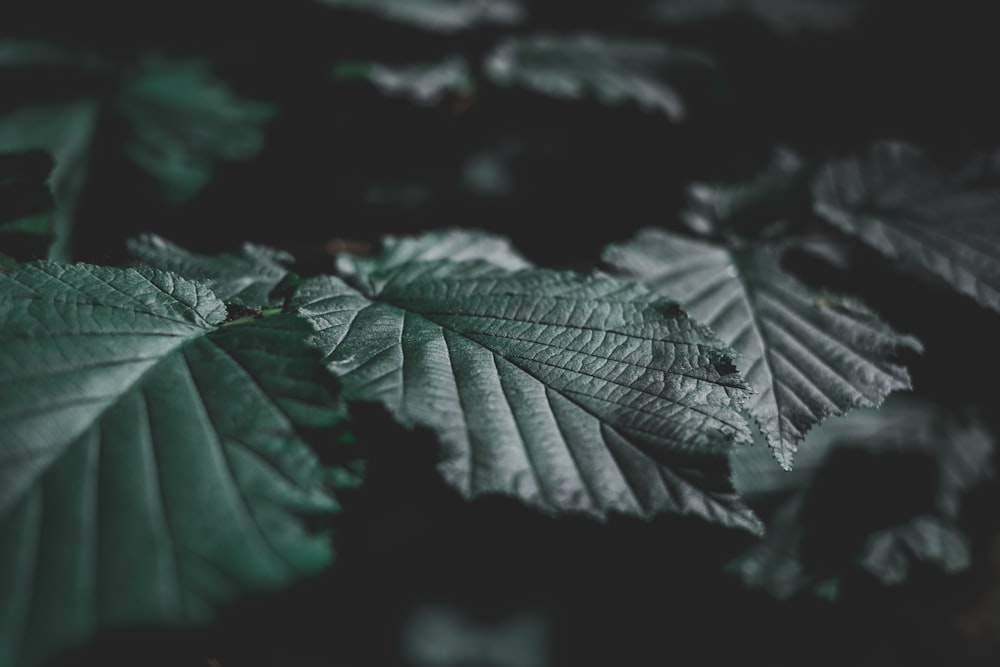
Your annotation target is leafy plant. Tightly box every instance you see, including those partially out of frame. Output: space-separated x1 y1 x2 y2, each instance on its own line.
2 2 1000 666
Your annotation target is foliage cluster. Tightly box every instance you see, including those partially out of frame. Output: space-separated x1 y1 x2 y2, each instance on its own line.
2 1 1000 666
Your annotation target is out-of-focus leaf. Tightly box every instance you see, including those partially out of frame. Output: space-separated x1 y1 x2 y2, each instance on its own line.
320 0 523 31
642 0 870 34
0 150 57 267
728 396 995 598
0 42 274 258
813 141 1000 314
484 34 717 121
0 263 356 667
292 253 760 531
116 58 274 204
604 229 920 469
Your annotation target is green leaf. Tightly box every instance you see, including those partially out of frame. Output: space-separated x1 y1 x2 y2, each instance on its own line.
813 141 1000 314
292 256 761 532
0 42 274 258
116 58 275 204
0 151 57 267
484 35 717 121
0 263 353 667
0 101 99 262
127 233 297 309
319 0 523 31
604 229 921 469
729 397 995 598
641 0 869 34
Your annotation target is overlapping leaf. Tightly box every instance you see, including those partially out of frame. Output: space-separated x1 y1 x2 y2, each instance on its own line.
292 251 760 531
604 228 921 469
728 397 995 598
0 151 56 268
484 35 717 121
127 233 297 309
0 263 353 667
813 141 1000 314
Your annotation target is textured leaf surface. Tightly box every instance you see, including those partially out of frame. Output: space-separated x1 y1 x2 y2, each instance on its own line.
604 228 921 469
127 233 296 309
320 0 523 31
0 264 350 667
484 35 717 121
813 141 1000 314
293 257 761 531
0 151 56 267
729 397 995 598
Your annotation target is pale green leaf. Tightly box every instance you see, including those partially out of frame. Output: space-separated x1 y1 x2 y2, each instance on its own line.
642 0 869 34
728 396 995 598
360 57 473 106
0 151 57 267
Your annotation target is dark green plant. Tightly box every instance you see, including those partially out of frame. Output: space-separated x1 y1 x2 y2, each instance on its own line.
2 2 999 666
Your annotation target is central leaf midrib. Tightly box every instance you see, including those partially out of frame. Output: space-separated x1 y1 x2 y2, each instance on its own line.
374 296 745 457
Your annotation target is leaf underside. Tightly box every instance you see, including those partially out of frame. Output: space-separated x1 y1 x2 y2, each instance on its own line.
0 263 349 667
604 228 921 469
293 256 761 532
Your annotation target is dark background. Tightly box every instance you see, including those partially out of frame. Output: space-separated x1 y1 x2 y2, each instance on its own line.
5 1 1000 665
